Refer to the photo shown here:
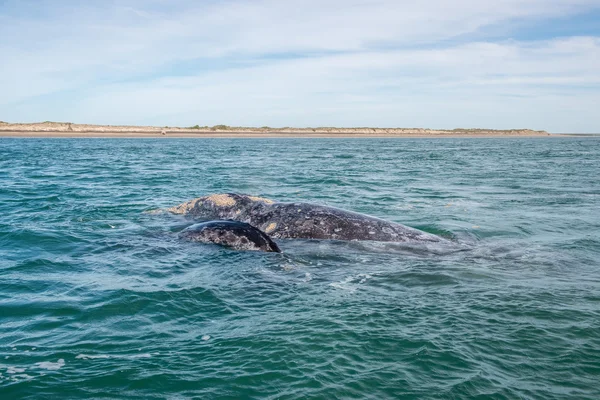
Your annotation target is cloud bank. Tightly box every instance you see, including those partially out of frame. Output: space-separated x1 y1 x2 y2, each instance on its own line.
1 0 600 132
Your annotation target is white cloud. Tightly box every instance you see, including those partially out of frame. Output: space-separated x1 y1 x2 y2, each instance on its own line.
1 0 600 131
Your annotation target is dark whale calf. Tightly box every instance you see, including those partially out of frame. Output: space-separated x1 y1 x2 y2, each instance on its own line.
170 193 444 243
180 220 281 252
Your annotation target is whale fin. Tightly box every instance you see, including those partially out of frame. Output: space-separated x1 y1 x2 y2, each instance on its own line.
179 220 281 253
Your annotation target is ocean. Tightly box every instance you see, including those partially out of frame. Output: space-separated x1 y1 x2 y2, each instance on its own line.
1 137 599 399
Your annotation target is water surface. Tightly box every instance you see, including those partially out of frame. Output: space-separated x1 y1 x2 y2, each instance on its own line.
1 137 599 399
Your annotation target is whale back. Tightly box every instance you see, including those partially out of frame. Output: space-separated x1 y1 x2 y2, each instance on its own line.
244 202 442 243
179 220 281 252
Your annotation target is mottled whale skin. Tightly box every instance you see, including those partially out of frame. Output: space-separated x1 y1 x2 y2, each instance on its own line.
180 220 281 252
170 193 443 243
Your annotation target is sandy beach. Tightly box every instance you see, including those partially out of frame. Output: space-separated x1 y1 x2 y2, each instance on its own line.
0 122 551 138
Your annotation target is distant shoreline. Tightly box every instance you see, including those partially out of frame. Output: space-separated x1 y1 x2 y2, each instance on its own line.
0 131 566 138
0 121 553 138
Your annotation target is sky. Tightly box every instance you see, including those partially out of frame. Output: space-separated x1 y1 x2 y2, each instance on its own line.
1 0 600 132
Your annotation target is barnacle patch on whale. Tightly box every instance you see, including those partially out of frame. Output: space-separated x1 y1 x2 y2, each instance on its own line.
168 198 201 214
248 196 274 204
206 194 237 207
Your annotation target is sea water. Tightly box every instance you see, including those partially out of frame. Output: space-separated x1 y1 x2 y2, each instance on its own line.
0 137 599 399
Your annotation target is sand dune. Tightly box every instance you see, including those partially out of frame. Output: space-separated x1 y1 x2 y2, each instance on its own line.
0 121 550 137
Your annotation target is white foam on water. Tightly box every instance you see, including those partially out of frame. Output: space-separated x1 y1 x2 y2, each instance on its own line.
281 263 295 271
329 275 358 292
128 353 152 359
76 354 111 360
11 374 34 381
329 282 356 292
76 353 152 360
35 359 65 371
329 273 373 292
201 335 211 341
6 366 26 374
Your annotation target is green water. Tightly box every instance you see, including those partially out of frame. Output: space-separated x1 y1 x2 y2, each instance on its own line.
1 137 599 399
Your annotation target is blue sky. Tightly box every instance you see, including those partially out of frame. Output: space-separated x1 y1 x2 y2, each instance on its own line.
1 0 599 132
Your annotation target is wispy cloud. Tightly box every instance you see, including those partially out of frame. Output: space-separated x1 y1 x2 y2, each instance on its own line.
1 0 600 132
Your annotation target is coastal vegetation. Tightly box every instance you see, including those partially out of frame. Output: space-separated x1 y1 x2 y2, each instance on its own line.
211 124 231 130
188 124 232 130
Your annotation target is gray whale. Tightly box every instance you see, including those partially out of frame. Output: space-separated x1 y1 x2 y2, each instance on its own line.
170 194 444 247
180 220 281 252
